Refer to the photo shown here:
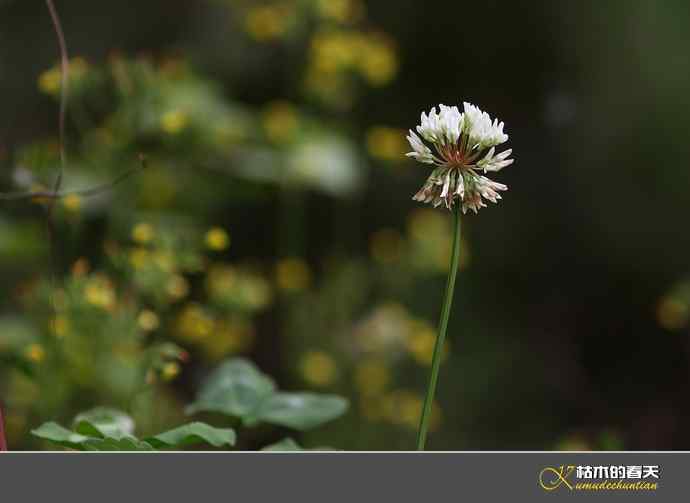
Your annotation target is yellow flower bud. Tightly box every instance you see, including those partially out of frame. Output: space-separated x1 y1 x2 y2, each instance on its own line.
205 227 230 251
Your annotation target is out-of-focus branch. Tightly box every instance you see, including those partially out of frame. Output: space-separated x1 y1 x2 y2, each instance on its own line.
42 0 70 326
45 0 69 196
0 3 148 205
0 155 149 203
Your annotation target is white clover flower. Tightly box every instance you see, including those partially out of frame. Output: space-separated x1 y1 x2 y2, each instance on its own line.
407 101 514 213
476 147 513 173
462 102 508 149
405 131 438 164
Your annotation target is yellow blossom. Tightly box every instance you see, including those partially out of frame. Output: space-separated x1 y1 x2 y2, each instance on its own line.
132 222 155 244
206 265 273 311
354 359 390 396
84 276 116 310
161 362 180 381
205 227 230 251
242 278 272 309
358 36 398 86
311 31 359 73
382 390 441 431
166 275 190 301
204 318 255 359
38 68 61 95
657 296 689 330
405 320 449 366
176 304 214 341
366 127 407 161
316 0 364 23
25 343 46 363
299 351 338 387
245 5 289 41
38 57 89 96
62 194 81 212
137 310 160 332
161 110 188 135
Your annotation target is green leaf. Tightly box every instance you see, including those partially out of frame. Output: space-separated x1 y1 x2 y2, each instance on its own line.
146 422 236 449
261 437 336 451
72 407 135 440
186 358 276 417
31 422 89 449
32 421 152 451
248 393 349 430
81 437 155 451
261 438 303 451
187 358 349 431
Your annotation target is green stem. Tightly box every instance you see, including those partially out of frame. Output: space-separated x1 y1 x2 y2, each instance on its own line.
416 204 462 450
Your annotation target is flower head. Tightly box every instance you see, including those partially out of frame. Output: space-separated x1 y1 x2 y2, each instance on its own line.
407 101 514 213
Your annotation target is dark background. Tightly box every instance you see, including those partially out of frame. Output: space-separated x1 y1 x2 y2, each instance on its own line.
1 0 689 450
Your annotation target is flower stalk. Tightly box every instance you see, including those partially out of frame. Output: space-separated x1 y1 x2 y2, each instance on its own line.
407 101 514 449
416 204 462 450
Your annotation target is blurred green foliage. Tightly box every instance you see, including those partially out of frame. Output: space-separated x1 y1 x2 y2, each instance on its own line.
1 0 690 450
32 357 348 450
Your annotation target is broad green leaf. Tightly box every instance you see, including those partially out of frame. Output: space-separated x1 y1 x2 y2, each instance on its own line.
32 421 152 451
261 438 303 451
248 392 349 430
146 422 236 449
73 407 135 440
186 358 276 417
261 438 336 451
31 422 89 449
81 437 155 451
187 358 350 431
